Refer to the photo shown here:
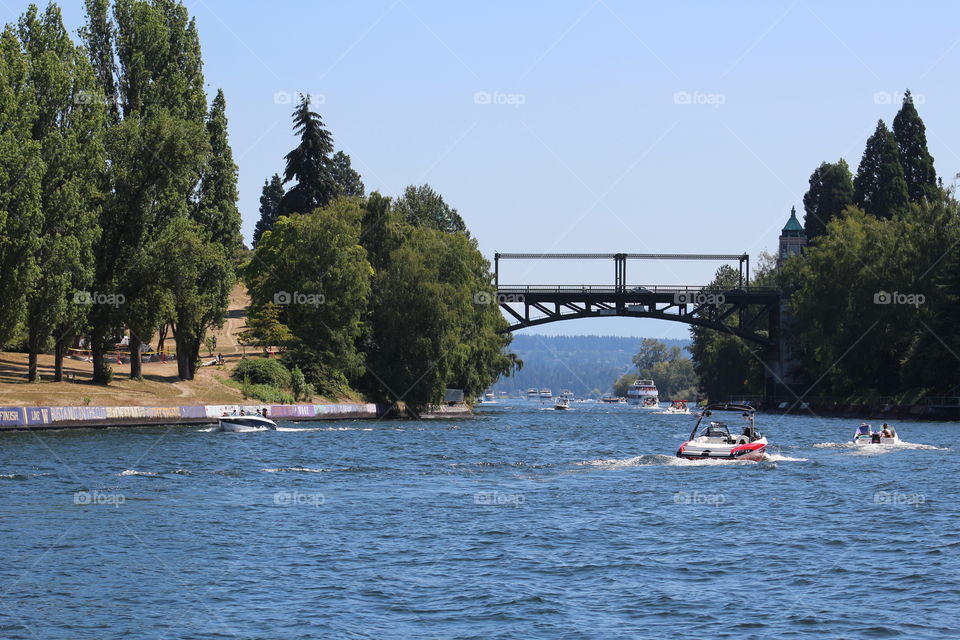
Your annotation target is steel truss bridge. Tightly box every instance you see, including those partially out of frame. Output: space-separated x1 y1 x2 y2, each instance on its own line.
493 253 781 347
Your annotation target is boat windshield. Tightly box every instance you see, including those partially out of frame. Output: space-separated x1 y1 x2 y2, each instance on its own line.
697 422 730 439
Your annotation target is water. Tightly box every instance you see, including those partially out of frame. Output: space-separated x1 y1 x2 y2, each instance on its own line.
1 403 958 639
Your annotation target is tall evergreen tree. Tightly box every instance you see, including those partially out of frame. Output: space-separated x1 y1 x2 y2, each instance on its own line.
196 88 241 252
802 159 854 241
278 94 336 216
252 173 284 246
0 26 43 345
19 3 106 382
331 150 364 198
853 120 910 220
893 90 938 204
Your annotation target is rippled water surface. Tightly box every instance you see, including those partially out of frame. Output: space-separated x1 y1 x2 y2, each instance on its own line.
1 403 958 639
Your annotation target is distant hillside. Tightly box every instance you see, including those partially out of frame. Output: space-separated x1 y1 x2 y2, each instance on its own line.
492 334 691 397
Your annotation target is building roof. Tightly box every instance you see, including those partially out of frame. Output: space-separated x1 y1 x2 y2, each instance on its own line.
782 207 803 234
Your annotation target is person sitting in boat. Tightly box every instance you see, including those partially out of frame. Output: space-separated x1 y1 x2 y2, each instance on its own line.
880 424 893 438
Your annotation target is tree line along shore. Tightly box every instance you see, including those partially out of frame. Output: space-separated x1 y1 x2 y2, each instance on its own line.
0 0 518 413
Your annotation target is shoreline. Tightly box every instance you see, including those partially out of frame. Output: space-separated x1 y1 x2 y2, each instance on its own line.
0 401 472 431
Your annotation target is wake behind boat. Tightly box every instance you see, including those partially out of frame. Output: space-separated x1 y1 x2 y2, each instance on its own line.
677 403 767 461
218 412 277 432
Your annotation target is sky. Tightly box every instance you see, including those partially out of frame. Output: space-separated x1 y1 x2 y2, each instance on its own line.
39 0 960 338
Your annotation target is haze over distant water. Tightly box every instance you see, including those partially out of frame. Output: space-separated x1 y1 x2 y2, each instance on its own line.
492 334 690 396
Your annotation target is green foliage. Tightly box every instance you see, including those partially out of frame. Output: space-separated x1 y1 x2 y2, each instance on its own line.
853 120 910 220
0 25 43 344
238 301 293 351
359 220 514 411
195 88 241 252
803 159 853 241
688 263 772 402
892 90 938 204
278 94 336 216
393 184 467 234
244 198 371 390
290 366 314 401
786 201 956 396
232 357 292 388
330 150 364 198
252 173 284 247
18 3 107 380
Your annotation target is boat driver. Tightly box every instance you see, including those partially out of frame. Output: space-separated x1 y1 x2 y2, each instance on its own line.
880 424 893 438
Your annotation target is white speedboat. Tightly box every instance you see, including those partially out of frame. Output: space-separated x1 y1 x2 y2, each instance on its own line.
664 400 691 414
218 414 277 432
628 379 659 408
852 423 901 445
554 397 570 410
677 403 767 461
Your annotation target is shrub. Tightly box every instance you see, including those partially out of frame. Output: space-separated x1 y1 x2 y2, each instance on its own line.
290 366 314 402
232 357 291 388
241 382 294 405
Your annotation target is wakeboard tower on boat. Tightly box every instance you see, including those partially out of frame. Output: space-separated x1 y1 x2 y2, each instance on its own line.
677 403 767 461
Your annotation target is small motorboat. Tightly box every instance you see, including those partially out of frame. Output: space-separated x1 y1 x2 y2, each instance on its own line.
601 395 627 404
677 403 767 461
664 400 691 414
218 413 277 432
554 397 570 410
852 423 901 445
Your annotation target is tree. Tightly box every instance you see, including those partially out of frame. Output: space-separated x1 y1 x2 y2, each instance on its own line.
330 150 364 198
196 88 241 253
277 94 336 216
237 301 293 353
244 198 372 395
393 184 467 234
632 338 669 371
803 159 854 241
359 225 513 411
252 173 284 246
82 0 215 381
152 217 234 379
853 120 910 220
893 90 938 204
0 26 43 347
19 3 106 382
687 265 767 402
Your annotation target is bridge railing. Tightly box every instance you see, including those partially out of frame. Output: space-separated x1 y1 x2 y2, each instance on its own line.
495 284 780 294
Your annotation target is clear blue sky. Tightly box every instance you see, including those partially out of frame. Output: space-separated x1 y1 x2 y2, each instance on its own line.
39 0 960 337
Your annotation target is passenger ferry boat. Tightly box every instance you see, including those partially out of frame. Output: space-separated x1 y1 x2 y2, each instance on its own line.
628 379 659 408
527 388 539 400
539 388 553 400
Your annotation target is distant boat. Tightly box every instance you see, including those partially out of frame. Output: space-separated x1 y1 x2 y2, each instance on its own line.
628 379 659 408
539 388 553 400
601 395 627 404
554 396 570 410
527 388 539 400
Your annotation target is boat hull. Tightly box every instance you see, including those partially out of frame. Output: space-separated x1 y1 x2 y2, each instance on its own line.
218 416 277 432
853 436 901 446
677 440 767 461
